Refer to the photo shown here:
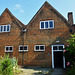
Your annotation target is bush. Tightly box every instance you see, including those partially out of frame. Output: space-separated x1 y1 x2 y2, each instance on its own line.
64 34 75 75
67 62 75 75
0 54 18 75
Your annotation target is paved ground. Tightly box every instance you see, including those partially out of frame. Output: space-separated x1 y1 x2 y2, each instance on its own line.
51 68 66 75
17 67 50 75
15 67 66 75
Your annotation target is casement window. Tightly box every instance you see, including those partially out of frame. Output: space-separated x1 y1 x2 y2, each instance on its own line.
40 20 54 29
19 45 28 52
0 25 10 33
34 45 45 51
5 46 13 52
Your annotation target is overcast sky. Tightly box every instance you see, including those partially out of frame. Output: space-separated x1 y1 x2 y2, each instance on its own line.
0 0 75 25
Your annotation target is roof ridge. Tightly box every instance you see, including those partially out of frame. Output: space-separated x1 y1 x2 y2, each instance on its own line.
27 1 72 29
46 1 71 27
1 8 26 29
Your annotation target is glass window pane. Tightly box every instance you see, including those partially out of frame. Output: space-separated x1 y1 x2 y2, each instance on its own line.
53 46 57 50
20 46 23 50
49 21 53 28
7 25 10 31
36 46 39 50
4 26 6 31
40 46 44 50
59 46 63 50
10 47 12 51
24 46 27 50
6 47 8 51
45 22 48 28
41 22 44 28
1 26 3 32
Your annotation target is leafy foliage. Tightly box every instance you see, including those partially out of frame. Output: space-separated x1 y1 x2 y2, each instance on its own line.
0 54 18 75
65 33 75 75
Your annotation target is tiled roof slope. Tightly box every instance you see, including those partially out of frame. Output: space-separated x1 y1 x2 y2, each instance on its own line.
27 1 72 29
0 8 26 30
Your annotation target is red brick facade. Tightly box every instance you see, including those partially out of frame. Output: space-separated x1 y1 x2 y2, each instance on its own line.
0 1 74 68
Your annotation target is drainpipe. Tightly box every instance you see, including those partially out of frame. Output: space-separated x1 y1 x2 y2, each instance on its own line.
22 29 26 66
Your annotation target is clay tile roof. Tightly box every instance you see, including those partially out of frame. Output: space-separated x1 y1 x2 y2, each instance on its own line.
1 8 26 29
27 1 72 29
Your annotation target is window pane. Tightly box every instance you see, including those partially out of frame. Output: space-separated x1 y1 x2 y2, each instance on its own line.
59 46 63 50
10 47 12 51
49 21 53 28
45 22 48 28
36 46 39 50
7 25 10 31
1 26 3 32
53 46 57 50
20 46 23 50
6 47 8 51
24 46 27 50
41 22 44 28
40 46 44 50
4 26 6 31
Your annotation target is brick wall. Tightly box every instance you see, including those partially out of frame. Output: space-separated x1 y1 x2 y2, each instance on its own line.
0 2 72 67
23 2 71 67
0 9 22 60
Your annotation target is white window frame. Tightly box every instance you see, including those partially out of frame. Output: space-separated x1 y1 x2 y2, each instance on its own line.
5 46 13 52
0 25 10 33
19 45 28 52
34 45 45 51
40 20 54 29
52 45 65 68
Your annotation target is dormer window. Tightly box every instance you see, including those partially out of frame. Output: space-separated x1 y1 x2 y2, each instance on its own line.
0 25 10 33
40 20 54 29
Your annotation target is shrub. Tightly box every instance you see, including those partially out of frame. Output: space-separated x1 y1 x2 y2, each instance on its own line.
64 34 75 75
0 54 18 75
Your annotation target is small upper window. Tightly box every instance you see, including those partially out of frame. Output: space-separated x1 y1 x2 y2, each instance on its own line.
53 45 64 51
53 46 58 50
40 20 54 29
35 45 45 51
5 46 13 52
19 45 28 52
0 25 10 33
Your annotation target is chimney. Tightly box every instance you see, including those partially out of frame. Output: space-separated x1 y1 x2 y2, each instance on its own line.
68 12 73 26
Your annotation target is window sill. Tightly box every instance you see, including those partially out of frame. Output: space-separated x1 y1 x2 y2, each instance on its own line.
34 50 45 52
5 51 13 52
19 50 28 52
0 31 10 33
40 28 54 29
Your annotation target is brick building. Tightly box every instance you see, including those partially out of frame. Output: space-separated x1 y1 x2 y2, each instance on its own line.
0 1 75 68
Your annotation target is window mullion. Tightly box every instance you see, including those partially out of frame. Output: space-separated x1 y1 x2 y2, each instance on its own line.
39 46 40 51
49 21 51 28
23 46 24 51
8 47 10 51
44 22 45 29
2 26 3 32
58 46 59 50
48 21 49 28
6 25 7 32
3 26 4 32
